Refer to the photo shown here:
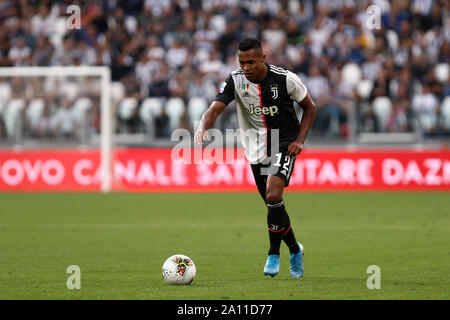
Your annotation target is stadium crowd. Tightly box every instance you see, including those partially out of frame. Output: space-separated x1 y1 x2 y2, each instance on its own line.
0 0 449 142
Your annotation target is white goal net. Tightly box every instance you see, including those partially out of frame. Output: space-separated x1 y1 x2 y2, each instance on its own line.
0 66 112 192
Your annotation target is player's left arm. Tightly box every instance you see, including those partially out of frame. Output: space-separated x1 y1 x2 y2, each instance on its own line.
287 93 317 157
285 71 317 157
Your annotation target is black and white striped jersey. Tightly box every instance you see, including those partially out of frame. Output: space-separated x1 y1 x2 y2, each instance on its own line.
214 63 308 164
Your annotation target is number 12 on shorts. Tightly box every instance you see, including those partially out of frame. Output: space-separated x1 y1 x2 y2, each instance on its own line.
274 152 291 171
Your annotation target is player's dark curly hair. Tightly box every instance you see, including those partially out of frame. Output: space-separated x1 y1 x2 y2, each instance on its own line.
238 38 262 54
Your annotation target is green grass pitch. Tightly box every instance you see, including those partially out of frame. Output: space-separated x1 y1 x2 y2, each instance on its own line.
0 192 448 300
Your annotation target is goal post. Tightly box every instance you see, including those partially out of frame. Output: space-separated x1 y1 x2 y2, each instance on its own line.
0 66 113 193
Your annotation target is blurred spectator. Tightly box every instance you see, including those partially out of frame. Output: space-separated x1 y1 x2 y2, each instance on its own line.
32 35 53 66
306 65 330 102
262 19 287 52
148 62 170 98
370 69 391 100
168 71 189 100
412 83 439 134
52 97 78 139
52 36 76 66
8 36 31 66
154 108 170 138
165 38 189 70
387 97 411 132
111 53 133 81
32 104 54 138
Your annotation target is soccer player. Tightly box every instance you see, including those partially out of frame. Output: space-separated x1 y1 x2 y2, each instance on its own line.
195 38 317 278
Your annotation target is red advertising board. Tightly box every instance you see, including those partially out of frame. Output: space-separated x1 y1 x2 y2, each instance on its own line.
0 148 449 191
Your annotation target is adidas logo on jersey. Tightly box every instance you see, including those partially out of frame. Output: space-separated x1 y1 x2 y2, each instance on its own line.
248 104 278 116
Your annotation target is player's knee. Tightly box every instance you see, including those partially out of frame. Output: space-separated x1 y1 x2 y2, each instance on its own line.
266 190 282 204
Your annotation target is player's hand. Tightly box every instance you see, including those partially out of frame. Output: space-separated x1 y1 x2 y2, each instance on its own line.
287 141 303 157
194 125 210 144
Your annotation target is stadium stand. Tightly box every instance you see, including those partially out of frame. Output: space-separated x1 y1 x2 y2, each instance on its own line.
0 0 448 145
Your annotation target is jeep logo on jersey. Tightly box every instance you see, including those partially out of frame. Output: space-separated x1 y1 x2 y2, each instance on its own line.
248 104 278 116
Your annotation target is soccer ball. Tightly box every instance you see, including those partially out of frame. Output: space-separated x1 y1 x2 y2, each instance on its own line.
162 254 196 285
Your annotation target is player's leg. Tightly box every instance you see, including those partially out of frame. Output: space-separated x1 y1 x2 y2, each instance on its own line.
250 163 267 201
252 155 303 277
267 151 300 255
251 163 281 276
267 151 303 278
262 175 285 277
265 175 286 255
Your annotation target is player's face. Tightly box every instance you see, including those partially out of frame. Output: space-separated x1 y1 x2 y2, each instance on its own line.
237 49 266 82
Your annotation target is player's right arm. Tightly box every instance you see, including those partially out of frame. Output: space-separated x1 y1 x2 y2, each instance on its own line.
194 101 227 144
194 74 235 144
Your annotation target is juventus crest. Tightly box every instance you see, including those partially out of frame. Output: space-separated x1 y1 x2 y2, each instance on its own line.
271 85 278 99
